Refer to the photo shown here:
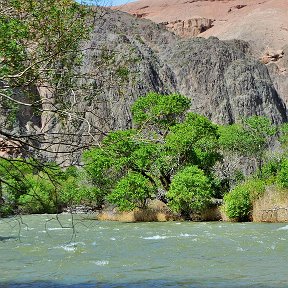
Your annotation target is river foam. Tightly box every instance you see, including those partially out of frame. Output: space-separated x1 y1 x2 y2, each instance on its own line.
142 235 169 240
91 260 109 266
277 225 288 230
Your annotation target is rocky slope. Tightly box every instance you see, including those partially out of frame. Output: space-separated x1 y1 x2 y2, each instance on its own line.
76 8 286 127
3 7 287 163
115 0 288 105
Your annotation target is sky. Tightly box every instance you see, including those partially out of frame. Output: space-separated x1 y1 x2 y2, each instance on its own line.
107 0 136 5
77 0 137 6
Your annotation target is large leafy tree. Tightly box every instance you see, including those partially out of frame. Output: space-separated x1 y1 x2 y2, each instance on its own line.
0 0 101 214
0 0 100 159
83 93 221 213
167 165 213 219
1 0 91 102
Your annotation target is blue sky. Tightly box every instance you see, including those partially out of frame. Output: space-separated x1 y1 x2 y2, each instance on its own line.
77 0 136 6
107 0 136 5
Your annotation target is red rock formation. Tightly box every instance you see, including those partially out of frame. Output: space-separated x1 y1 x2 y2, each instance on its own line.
162 18 214 37
114 0 288 55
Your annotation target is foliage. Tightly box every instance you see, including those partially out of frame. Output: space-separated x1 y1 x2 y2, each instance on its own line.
219 116 276 156
59 167 103 208
276 158 288 189
167 166 213 217
166 112 221 172
223 179 265 221
0 1 102 216
219 116 276 173
131 92 191 128
258 158 280 184
279 123 288 155
18 173 58 214
107 172 156 211
0 158 100 214
83 93 221 212
0 0 92 92
0 0 100 181
0 158 34 201
0 159 62 213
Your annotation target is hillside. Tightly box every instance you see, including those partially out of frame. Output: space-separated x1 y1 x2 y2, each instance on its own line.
116 0 287 52
1 6 286 164
115 0 288 105
49 7 286 163
1 0 288 221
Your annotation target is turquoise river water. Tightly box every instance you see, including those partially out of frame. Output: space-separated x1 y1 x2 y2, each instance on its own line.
0 214 288 287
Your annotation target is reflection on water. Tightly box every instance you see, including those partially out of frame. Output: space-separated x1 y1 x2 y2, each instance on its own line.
0 215 288 288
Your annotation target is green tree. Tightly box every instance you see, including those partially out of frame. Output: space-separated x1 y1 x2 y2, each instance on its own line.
83 93 221 214
167 165 213 218
0 158 33 215
276 158 288 189
166 112 221 172
0 0 100 161
219 116 276 173
107 172 156 211
132 92 191 128
279 123 288 156
18 173 58 214
0 0 92 98
0 0 101 215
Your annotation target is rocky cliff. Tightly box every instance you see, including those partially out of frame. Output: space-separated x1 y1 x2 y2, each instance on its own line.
76 8 286 127
116 0 288 106
3 8 287 163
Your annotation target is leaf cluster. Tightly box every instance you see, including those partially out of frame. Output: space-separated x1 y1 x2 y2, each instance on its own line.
223 179 265 221
219 116 276 159
167 166 213 217
83 93 221 213
0 159 99 214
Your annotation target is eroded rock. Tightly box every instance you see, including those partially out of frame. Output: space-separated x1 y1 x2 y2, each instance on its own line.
162 18 214 37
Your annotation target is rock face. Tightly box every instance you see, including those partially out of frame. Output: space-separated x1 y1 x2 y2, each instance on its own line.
2 8 287 164
161 37 286 124
115 0 288 107
58 8 286 145
71 9 286 134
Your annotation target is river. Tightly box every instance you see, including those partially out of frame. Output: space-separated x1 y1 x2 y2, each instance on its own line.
0 214 288 287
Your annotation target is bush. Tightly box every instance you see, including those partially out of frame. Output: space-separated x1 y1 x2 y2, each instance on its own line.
167 166 213 218
131 92 191 128
107 172 156 211
223 179 265 221
259 159 280 183
18 174 57 214
276 158 288 188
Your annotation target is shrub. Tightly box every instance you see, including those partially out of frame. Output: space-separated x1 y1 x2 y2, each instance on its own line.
167 165 213 218
18 174 57 214
223 179 265 221
131 92 191 128
107 172 156 211
276 158 288 188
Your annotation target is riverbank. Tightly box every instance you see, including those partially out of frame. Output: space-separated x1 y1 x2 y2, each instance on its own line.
94 193 288 223
252 187 288 222
3 192 288 223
